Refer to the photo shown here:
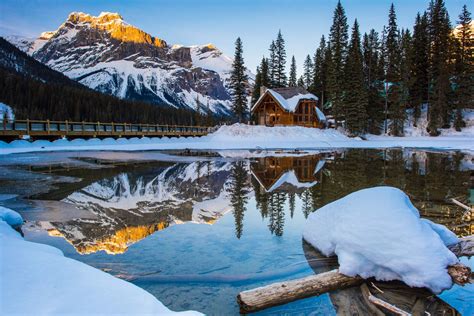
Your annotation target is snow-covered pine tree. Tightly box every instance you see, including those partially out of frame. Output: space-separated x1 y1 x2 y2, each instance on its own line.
385 3 405 136
343 19 368 135
363 29 385 134
427 0 452 134
230 37 249 123
289 56 297 87
453 5 473 131
328 0 349 125
275 30 287 87
303 54 313 89
410 12 430 126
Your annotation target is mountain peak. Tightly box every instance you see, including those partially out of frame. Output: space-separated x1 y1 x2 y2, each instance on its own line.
63 11 166 47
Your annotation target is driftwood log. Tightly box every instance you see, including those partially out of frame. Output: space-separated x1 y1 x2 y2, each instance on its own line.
237 236 473 314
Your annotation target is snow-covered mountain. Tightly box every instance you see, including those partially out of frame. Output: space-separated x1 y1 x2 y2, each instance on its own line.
6 12 252 115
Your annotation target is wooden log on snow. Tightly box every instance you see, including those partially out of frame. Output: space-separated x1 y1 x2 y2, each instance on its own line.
237 237 473 314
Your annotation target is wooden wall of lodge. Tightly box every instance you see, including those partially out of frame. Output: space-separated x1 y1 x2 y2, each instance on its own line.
254 95 323 128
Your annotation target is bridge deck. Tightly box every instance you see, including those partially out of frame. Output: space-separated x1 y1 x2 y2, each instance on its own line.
0 119 211 140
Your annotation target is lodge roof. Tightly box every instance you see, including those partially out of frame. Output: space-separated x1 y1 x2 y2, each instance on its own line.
251 87 326 121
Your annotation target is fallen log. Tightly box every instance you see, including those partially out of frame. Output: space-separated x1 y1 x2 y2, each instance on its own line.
237 236 473 314
237 269 363 314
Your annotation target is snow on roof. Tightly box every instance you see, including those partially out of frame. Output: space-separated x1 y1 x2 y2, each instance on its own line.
251 87 325 120
267 170 318 192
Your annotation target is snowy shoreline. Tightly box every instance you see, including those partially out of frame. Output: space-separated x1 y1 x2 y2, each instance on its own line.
1 124 473 155
0 207 201 315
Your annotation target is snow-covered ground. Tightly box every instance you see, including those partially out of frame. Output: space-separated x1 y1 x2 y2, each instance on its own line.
0 208 201 315
1 122 473 155
303 187 459 293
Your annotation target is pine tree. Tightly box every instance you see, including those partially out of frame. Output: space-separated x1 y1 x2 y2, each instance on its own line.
229 37 249 123
303 54 313 89
427 0 453 134
410 12 430 126
251 66 262 107
260 57 270 88
227 161 249 239
274 30 288 87
453 5 473 131
312 35 326 99
400 29 413 132
289 55 297 87
269 40 277 87
344 20 368 135
297 76 305 88
328 0 349 125
385 3 405 136
363 29 385 134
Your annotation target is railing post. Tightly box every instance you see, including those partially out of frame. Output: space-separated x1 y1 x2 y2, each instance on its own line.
111 122 114 134
82 121 85 132
65 120 69 137
47 120 50 135
26 118 30 135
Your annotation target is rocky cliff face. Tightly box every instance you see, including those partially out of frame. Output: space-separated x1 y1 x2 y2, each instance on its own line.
7 12 251 115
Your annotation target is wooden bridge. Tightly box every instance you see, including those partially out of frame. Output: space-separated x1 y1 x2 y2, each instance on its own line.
0 119 212 141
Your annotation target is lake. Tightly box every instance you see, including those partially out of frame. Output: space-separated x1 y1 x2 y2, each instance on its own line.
0 149 472 315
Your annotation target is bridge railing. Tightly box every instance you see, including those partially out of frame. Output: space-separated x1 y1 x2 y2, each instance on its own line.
0 119 212 136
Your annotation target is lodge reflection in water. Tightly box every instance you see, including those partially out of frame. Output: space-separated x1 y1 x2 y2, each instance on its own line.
31 150 473 255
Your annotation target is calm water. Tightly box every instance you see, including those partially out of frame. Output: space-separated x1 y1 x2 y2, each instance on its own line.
1 149 472 315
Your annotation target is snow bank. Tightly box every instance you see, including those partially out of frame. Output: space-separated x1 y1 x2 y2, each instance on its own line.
0 123 473 155
0 206 23 227
303 187 459 293
0 208 201 315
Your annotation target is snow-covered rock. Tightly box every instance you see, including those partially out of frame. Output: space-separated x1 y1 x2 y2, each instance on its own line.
5 12 253 115
303 186 459 293
0 208 201 315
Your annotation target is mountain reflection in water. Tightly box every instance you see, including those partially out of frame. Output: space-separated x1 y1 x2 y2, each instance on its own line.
27 150 473 257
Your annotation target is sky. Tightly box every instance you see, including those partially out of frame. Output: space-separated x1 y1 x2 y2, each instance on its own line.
0 0 470 74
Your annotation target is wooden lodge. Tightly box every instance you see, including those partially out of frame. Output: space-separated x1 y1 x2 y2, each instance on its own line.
250 155 325 193
251 87 326 128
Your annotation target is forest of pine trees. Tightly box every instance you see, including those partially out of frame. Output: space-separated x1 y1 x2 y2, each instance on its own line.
249 0 473 136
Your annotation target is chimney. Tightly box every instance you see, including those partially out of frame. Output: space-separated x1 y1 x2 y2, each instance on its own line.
260 85 267 96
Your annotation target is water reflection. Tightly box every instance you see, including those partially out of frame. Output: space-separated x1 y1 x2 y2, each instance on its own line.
24 149 473 257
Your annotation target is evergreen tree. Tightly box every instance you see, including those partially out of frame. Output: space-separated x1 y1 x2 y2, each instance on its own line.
251 66 262 107
312 35 327 102
269 40 277 87
344 20 368 135
400 29 413 131
453 5 473 130
274 30 288 87
260 57 271 88
427 0 453 134
229 37 249 123
303 54 313 89
385 3 405 136
297 76 305 88
227 161 250 239
328 0 349 125
363 29 385 134
289 55 297 87
410 12 430 126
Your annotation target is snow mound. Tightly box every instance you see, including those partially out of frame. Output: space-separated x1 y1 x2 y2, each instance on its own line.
303 187 459 293
0 102 14 120
0 207 201 315
0 206 23 227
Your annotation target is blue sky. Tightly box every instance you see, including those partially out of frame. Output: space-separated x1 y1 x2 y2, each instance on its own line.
0 0 470 73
